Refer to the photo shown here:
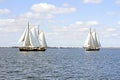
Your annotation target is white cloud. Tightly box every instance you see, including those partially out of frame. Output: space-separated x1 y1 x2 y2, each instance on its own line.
84 0 102 4
0 8 10 15
75 21 83 25
118 21 120 25
111 33 119 36
106 12 120 16
101 27 119 38
20 12 54 19
31 3 76 14
115 0 120 4
46 21 97 38
0 19 15 25
20 12 33 18
0 0 4 3
106 28 116 32
19 3 76 20
0 19 21 33
45 21 100 47
86 21 99 26
106 12 116 16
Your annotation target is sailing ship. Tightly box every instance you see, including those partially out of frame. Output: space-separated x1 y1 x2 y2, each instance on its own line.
18 23 47 51
83 28 101 51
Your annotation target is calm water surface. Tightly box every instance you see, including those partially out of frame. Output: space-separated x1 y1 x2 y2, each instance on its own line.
0 48 120 80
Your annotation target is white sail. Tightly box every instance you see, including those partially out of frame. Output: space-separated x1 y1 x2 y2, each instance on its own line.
39 31 47 47
22 25 31 47
84 28 100 50
29 27 40 47
18 27 27 43
84 32 90 47
92 31 100 48
96 32 101 47
84 29 95 49
18 23 47 49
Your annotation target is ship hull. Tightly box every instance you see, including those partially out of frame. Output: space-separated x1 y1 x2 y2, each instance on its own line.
19 47 46 51
83 47 100 51
85 48 100 51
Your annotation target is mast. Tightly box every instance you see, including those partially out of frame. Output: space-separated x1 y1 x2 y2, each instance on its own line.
38 25 39 35
28 22 30 33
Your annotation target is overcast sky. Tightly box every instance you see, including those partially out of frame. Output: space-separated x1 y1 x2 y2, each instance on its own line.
0 0 120 47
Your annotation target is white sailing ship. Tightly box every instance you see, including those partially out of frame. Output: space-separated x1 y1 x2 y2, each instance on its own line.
83 28 101 51
18 23 47 51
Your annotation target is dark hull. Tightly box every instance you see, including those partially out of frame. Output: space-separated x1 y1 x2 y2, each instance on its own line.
19 47 46 51
83 47 100 51
85 48 100 51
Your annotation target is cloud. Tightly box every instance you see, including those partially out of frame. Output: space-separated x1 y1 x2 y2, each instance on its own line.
115 0 120 4
86 21 99 26
31 3 76 14
19 3 76 20
101 27 119 38
46 21 98 38
83 0 102 4
106 28 116 32
118 21 120 25
106 12 120 17
20 12 54 19
0 19 20 33
106 12 116 16
0 0 4 3
0 8 10 15
0 19 15 26
49 21 99 33
45 20 100 47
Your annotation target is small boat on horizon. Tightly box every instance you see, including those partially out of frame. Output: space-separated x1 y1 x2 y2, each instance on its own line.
83 28 101 51
18 22 47 51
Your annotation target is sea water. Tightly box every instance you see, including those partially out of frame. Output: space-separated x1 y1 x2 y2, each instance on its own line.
0 48 120 80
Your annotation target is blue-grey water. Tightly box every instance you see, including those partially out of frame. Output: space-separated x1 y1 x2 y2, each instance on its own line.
0 48 120 80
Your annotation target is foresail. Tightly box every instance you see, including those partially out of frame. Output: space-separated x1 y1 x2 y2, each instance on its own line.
23 26 31 47
92 31 101 48
84 33 90 47
92 32 99 47
39 31 47 47
18 27 27 43
96 33 101 47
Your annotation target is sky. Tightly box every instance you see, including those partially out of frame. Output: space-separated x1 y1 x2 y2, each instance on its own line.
0 0 120 47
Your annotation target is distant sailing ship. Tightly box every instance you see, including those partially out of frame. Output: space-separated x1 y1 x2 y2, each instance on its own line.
18 23 47 51
83 28 101 51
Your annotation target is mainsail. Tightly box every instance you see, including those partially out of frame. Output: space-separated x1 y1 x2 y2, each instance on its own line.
30 27 40 47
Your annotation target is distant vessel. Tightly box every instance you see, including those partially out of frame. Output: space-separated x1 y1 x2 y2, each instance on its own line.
18 23 47 51
83 28 101 51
